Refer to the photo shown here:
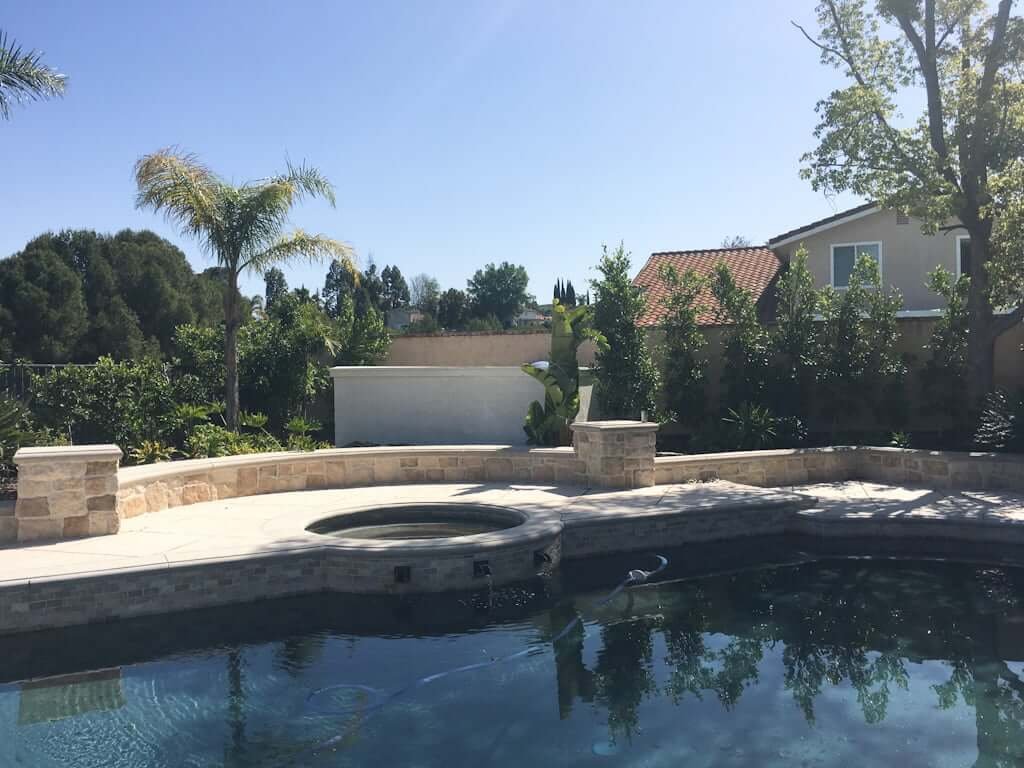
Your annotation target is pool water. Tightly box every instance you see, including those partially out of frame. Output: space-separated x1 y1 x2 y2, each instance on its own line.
3 541 1024 767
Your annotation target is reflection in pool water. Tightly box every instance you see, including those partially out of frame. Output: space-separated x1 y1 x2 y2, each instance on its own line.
2 545 1024 766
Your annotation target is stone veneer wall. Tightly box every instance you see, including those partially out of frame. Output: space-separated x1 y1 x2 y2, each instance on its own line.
11 445 121 543
571 420 657 488
653 445 1024 493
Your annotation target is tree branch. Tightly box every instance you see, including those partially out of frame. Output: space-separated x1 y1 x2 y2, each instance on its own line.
890 0 961 191
969 0 1014 186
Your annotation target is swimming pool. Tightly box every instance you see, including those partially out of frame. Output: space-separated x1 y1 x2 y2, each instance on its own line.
2 539 1023 767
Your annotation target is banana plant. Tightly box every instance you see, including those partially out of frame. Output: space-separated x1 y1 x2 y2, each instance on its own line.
522 301 606 446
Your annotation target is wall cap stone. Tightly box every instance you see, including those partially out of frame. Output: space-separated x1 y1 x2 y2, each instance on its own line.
13 445 122 464
571 420 659 432
331 366 530 379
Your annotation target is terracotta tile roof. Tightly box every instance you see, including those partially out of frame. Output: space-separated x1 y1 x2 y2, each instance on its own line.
633 246 782 327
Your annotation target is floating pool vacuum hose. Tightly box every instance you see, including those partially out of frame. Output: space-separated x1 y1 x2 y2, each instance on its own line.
304 554 669 756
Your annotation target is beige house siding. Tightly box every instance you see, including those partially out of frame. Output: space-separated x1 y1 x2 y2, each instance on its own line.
772 208 963 311
386 330 598 367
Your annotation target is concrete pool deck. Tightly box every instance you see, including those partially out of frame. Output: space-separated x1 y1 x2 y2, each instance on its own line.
3 479 1024 635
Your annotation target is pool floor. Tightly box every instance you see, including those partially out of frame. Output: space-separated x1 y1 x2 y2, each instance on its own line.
3 539 1024 766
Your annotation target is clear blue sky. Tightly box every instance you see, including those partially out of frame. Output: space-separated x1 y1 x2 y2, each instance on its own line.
3 1 860 301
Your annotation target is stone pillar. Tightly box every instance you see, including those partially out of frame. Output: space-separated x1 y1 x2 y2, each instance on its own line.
570 420 658 489
13 445 122 542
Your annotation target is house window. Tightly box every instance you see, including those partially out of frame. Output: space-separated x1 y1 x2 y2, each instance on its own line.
830 242 881 288
956 236 971 278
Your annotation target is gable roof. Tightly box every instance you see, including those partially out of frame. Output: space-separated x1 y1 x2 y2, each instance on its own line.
633 246 782 327
768 202 879 247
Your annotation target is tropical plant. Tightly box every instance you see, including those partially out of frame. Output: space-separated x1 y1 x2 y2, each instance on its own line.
522 301 606 446
591 243 659 419
974 390 1024 453
285 416 326 451
890 431 913 450
134 148 354 429
657 264 707 426
721 403 777 451
0 31 66 120
185 423 282 458
128 440 175 465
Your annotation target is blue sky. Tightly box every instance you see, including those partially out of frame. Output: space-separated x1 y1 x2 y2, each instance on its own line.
3 1 860 301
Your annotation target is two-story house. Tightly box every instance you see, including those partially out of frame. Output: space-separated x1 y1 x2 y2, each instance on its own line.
635 202 971 327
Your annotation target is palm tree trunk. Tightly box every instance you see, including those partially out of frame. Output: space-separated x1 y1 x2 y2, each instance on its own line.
224 272 241 431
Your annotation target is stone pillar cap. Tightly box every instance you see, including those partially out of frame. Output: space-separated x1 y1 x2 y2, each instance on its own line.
570 420 659 432
13 445 122 464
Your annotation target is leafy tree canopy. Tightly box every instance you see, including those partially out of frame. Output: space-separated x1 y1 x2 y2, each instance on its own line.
467 261 531 326
0 229 225 362
797 0 1024 402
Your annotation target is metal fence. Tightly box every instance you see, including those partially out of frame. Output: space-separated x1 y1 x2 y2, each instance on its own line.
0 363 96 401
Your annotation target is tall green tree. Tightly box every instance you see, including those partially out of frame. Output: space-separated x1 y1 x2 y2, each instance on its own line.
134 148 353 429
591 243 659 419
264 267 289 310
658 265 707 425
711 262 772 410
409 273 441 317
0 31 66 119
770 248 820 422
467 262 530 325
322 259 359 320
437 288 470 330
796 0 1024 405
380 265 410 310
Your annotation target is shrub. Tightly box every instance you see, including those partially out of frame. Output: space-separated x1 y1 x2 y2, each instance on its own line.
128 440 175 465
591 243 659 418
974 390 1024 452
721 403 778 451
658 265 707 426
185 423 282 458
920 267 971 444
32 357 180 451
711 264 771 410
769 249 819 423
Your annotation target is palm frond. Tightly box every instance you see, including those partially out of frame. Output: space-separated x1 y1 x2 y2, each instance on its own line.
134 148 223 244
0 31 67 119
243 229 355 274
267 160 337 207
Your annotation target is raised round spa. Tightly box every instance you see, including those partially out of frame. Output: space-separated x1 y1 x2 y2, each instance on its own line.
304 502 563 594
306 502 526 540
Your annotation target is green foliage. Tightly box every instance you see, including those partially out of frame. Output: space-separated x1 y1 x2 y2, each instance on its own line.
410 273 441 317
285 416 328 451
890 431 912 449
334 304 390 365
264 267 289 310
238 294 337 431
920 267 971 443
380 265 410 311
711 262 771 410
816 256 907 437
438 288 470 330
0 394 50 487
974 390 1024 453
798 1 1024 401
185 423 282 458
466 315 503 332
0 230 228 363
0 31 66 120
721 403 778 451
769 249 820 421
467 262 531 326
128 440 174 465
658 265 707 425
32 357 180 450
522 302 606 446
134 148 353 429
591 243 659 419
169 324 225 404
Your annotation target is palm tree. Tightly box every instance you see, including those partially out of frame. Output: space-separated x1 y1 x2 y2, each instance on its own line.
0 31 67 119
134 148 354 429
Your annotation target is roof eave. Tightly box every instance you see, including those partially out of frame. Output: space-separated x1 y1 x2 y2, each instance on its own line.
767 205 881 249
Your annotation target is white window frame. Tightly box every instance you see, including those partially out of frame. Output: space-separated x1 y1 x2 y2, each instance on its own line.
956 235 970 279
829 241 883 289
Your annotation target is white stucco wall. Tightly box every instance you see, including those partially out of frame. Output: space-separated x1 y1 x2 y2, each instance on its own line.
331 366 546 446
